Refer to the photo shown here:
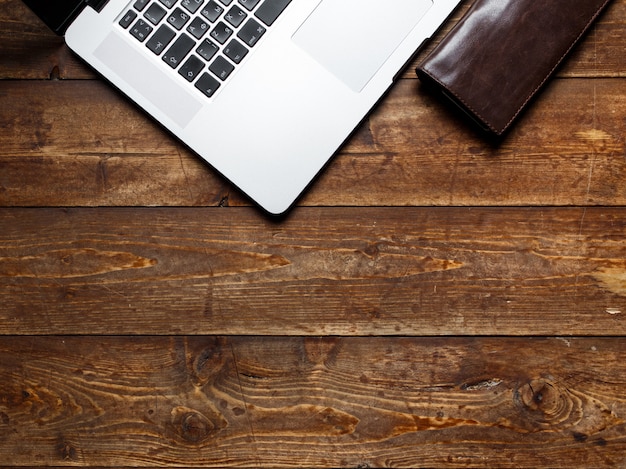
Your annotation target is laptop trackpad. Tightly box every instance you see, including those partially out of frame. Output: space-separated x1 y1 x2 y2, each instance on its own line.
292 0 433 92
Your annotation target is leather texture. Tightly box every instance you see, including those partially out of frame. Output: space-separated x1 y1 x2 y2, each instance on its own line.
416 0 613 135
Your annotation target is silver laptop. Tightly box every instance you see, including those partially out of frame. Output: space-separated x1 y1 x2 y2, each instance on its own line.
24 0 461 214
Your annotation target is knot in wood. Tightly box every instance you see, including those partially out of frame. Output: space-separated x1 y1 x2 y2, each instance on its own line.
520 379 561 413
515 379 574 429
362 243 380 258
191 339 227 386
170 407 217 443
181 412 212 443
56 439 78 461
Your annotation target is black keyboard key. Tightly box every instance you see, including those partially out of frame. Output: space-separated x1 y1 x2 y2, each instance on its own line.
255 0 291 26
134 0 150 11
195 72 220 98
179 55 205 82
220 0 234 5
209 55 235 80
144 3 167 25
167 7 191 30
196 38 219 61
119 10 137 29
225 5 247 28
237 18 265 47
130 19 153 42
181 0 205 14
224 39 248 64
201 1 224 22
210 21 234 44
146 24 176 54
238 0 261 11
158 0 176 8
187 16 209 39
162 33 195 68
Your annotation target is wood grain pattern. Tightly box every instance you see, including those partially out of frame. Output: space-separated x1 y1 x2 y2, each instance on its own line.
1 207 625 336
0 0 86 79
1 78 625 207
1 336 625 467
1 0 626 466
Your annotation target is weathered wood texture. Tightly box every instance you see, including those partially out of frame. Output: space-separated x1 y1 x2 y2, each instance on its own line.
0 1 625 208
1 78 625 207
1 0 626 467
1 207 625 336
1 336 625 468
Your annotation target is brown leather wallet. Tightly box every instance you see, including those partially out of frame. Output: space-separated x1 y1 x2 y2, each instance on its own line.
416 0 613 136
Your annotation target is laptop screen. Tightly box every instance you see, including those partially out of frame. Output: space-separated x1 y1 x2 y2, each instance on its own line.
23 0 87 35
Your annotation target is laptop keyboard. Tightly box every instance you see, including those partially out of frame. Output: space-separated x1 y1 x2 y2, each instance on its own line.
118 0 292 98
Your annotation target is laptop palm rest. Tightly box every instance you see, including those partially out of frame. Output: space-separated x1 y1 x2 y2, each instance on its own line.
94 32 202 128
292 0 433 92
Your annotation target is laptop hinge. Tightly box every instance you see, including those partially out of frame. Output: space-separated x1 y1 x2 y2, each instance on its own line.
23 0 109 36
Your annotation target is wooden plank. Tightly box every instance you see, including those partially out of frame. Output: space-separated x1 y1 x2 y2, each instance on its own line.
1 78 624 207
2 0 624 80
0 0 92 80
0 79 233 207
1 336 625 467
1 207 625 336
311 77 626 207
1 3 625 469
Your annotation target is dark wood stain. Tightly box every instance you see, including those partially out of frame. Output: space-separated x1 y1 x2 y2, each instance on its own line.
1 0 625 466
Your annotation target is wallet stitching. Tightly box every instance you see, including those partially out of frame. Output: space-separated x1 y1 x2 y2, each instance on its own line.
419 0 612 135
499 0 613 133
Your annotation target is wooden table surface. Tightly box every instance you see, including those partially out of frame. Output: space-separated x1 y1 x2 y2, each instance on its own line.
1 0 626 467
